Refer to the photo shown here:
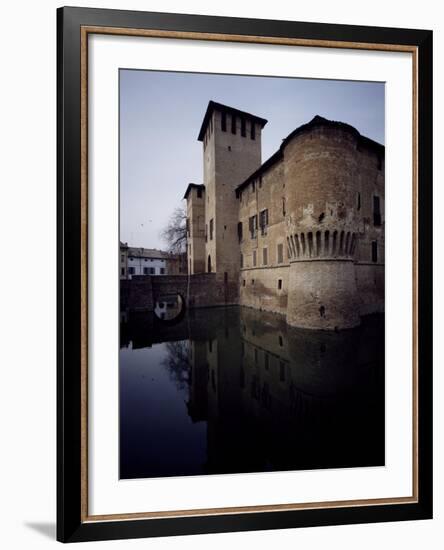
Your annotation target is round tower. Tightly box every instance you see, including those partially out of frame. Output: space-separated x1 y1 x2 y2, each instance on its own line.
284 117 362 330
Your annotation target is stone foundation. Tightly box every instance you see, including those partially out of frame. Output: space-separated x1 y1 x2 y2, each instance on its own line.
286 259 360 330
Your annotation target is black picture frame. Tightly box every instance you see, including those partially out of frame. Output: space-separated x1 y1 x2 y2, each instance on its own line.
57 6 433 543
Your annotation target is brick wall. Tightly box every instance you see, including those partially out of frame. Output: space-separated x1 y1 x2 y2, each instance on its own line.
121 273 237 313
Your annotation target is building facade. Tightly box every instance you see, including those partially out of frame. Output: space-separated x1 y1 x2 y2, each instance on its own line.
120 244 186 280
185 102 384 330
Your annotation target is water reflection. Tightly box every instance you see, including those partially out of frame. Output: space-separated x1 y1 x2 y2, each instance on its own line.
154 294 184 321
120 307 384 479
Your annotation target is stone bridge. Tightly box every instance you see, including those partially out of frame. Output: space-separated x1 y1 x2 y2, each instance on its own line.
120 273 238 313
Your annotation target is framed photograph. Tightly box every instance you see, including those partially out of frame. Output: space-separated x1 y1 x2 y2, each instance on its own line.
57 6 433 543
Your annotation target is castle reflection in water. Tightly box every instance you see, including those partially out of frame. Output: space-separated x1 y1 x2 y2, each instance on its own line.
120 306 384 479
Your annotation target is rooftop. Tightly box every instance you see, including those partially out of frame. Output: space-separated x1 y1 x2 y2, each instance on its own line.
183 183 205 200
197 100 268 142
126 247 175 260
235 115 384 195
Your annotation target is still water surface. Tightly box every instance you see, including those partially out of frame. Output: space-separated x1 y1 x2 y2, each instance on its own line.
120 306 384 479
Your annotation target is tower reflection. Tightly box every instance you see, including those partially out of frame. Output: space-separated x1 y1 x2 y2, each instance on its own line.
120 307 384 479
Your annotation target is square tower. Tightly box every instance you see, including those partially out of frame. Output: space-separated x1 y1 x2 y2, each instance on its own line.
184 183 206 274
197 101 267 280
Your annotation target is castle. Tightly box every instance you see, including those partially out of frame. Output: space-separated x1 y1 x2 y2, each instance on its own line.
184 101 385 330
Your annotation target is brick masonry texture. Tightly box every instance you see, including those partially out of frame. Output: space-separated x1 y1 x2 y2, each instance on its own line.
124 104 385 331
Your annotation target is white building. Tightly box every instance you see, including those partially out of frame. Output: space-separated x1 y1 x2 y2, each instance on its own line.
120 243 187 279
126 248 167 279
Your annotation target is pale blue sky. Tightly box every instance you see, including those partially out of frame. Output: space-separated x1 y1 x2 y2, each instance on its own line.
120 70 384 249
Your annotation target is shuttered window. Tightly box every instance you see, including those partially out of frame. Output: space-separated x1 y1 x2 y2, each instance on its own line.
259 209 269 235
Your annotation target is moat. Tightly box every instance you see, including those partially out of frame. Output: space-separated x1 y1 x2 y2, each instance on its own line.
119 306 385 479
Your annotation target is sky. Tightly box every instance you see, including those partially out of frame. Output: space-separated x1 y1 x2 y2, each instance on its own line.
120 70 384 249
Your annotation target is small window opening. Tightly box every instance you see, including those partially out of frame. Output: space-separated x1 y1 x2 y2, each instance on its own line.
373 196 382 226
372 241 378 263
221 111 226 131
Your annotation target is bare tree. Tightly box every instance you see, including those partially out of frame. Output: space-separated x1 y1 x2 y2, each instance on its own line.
162 340 190 391
160 205 187 254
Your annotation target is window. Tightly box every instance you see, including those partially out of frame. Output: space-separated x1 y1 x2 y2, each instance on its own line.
241 117 246 137
237 221 243 242
221 111 226 131
129 257 133 261
205 224 208 243
277 243 284 264
149 268 155 274
231 114 236 134
224 272 228 283
160 268 165 274
209 218 214 240
128 267 135 275
186 218 190 235
251 279 255 285
259 209 269 235
282 197 286 216
121 267 125 276
263 248 268 265
253 250 257 266
197 187 202 198
249 215 258 239
143 267 149 275
251 122 255 140
372 240 378 263
240 253 243 268
357 192 361 210
121 255 124 263
242 279 246 287
278 279 283 290
373 196 381 226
